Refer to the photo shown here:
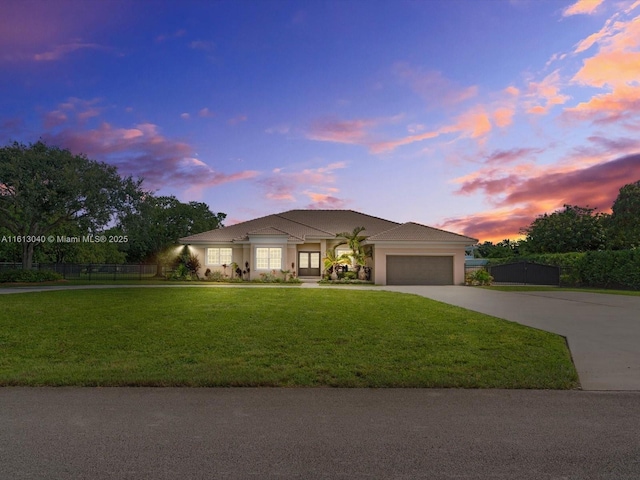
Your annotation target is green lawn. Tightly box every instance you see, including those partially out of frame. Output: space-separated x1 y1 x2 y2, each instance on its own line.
0 288 578 388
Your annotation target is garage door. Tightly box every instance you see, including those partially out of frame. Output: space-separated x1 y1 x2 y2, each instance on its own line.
386 256 453 285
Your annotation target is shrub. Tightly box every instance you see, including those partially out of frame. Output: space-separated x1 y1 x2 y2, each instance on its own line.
167 264 191 281
343 271 357 280
318 278 373 285
205 271 226 282
465 269 493 286
0 269 63 283
257 272 282 283
184 253 201 278
577 249 640 289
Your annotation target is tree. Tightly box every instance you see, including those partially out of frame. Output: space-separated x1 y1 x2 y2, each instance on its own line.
36 223 127 264
607 180 640 249
323 248 350 281
118 195 225 275
336 226 367 269
476 239 519 258
520 205 607 254
0 141 143 269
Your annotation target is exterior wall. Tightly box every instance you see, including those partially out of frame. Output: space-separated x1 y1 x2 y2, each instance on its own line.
373 244 468 285
191 245 245 279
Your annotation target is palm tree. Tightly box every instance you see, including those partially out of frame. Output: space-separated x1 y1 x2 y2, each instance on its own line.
336 226 366 268
323 248 350 280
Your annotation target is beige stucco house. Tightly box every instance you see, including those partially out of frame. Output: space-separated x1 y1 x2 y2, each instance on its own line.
179 209 477 285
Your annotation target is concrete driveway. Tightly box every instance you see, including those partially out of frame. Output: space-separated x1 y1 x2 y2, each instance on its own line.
383 286 640 391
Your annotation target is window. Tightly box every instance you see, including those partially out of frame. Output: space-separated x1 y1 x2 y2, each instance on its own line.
256 247 282 269
206 248 232 265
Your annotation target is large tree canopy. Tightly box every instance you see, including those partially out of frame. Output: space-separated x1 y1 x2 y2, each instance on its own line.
607 180 640 249
520 205 607 254
118 195 225 273
0 141 143 268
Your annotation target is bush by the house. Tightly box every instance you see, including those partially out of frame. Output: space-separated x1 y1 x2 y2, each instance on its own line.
205 270 226 282
0 269 63 283
465 269 493 286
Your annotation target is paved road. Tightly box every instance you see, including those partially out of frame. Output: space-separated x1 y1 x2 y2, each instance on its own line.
1 387 639 479
383 286 640 391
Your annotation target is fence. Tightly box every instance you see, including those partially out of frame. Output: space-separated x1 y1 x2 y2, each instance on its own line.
0 262 159 280
491 261 560 285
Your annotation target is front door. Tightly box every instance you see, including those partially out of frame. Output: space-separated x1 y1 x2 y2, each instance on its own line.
298 251 321 277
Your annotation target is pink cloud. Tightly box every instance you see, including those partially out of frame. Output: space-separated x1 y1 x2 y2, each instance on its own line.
305 192 347 210
493 107 515 128
0 2 120 63
439 205 541 243
259 162 347 204
41 122 258 193
574 51 640 88
484 147 543 165
42 98 103 127
198 108 214 118
370 106 495 153
0 117 24 137
43 111 68 129
564 84 640 125
307 118 376 145
228 114 247 125
33 42 109 61
442 154 640 242
525 70 570 115
567 15 640 124
455 107 492 138
459 154 640 210
393 63 478 106
563 0 605 17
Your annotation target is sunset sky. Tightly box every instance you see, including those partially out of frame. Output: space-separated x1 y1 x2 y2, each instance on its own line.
2 0 640 242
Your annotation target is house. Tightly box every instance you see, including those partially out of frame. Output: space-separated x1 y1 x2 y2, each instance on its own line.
179 209 477 285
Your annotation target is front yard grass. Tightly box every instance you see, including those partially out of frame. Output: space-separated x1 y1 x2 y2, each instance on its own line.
0 288 578 388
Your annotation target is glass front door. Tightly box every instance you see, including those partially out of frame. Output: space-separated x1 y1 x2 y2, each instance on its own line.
298 251 321 276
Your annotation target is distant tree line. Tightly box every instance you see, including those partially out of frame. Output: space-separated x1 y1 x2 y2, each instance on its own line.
0 141 225 270
475 180 640 258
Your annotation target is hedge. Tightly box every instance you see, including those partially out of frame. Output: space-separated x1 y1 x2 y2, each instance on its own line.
0 269 63 283
578 250 640 290
484 251 640 289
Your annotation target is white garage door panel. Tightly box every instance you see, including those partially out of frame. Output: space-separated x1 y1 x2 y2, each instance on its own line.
386 256 453 285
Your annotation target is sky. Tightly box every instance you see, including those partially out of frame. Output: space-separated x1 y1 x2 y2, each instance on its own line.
2 0 640 242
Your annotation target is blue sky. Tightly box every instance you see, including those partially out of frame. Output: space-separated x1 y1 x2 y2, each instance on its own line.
2 0 640 241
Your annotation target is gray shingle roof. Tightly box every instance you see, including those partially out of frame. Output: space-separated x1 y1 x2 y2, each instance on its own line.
180 210 476 244
366 222 477 243
278 210 399 236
